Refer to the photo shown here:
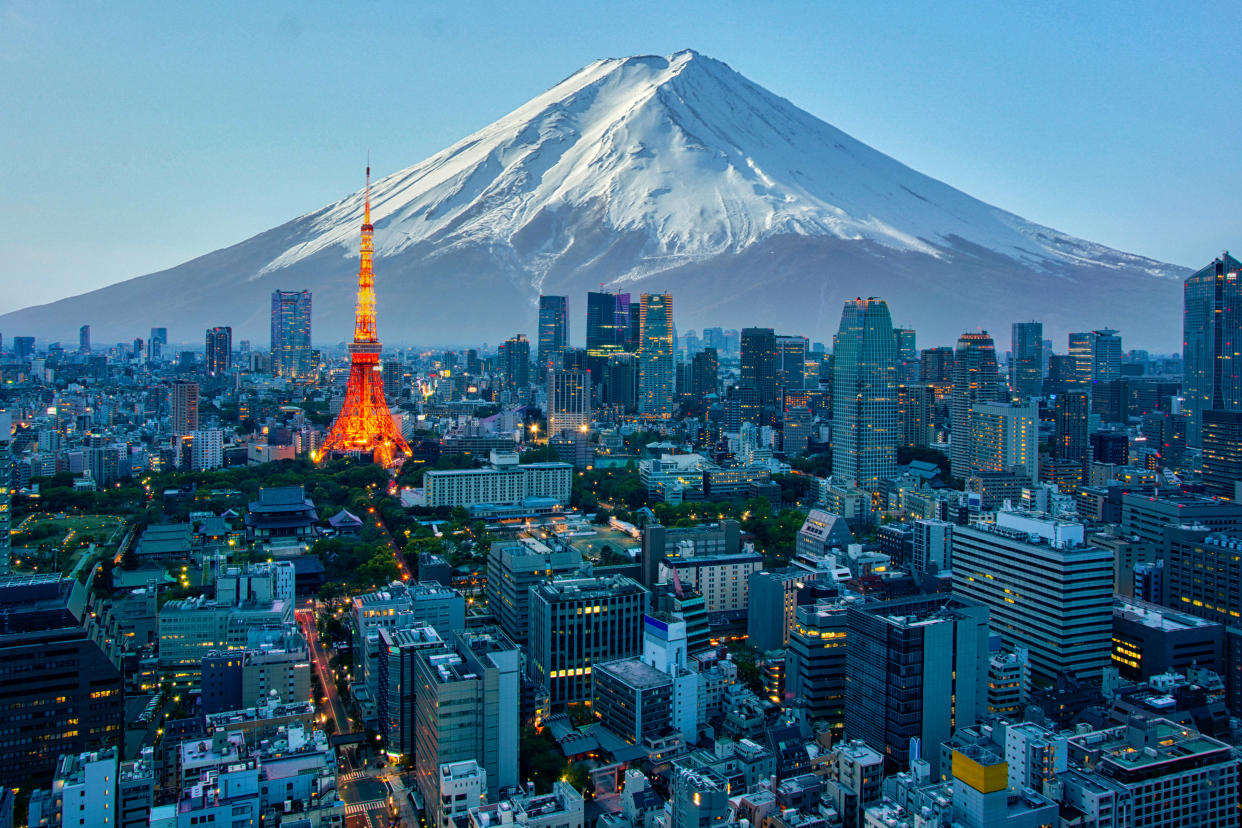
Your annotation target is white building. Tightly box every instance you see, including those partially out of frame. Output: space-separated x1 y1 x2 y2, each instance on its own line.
424 451 572 508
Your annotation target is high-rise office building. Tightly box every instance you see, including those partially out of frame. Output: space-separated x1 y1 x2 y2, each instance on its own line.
78 324 91 354
967 400 1038 483
844 595 989 775
270 289 312 379
775 334 807 396
786 597 850 732
831 298 897 491
0 412 11 575
740 328 777 409
586 291 626 379
950 331 999 479
1092 328 1121 383
1010 321 1043 398
638 293 674 418
204 326 232 376
0 575 124 788
499 334 530 390
1184 252 1242 446
691 347 718 402
170 380 199 435
486 538 582 644
1053 390 1090 469
528 574 648 707
147 327 167 362
13 336 35 359
920 346 955 384
897 383 933 448
952 509 1113 681
604 352 638 411
1202 410 1242 499
537 295 569 379
413 628 519 825
894 328 918 383
547 368 591 436
1067 331 1095 387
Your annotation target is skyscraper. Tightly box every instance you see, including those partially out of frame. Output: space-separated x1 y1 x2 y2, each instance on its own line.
776 334 808 396
950 331 999 479
537 295 569 379
691 347 718 402
499 334 530 390
1067 331 1095 388
740 327 777 409
318 168 411 466
1201 410 1242 499
1184 252 1242 446
78 324 90 354
967 400 1038 483
831 298 898 491
170 380 199 435
270 289 313 379
147 327 167 362
1053 390 1090 470
204 326 232 376
1092 328 1121 383
1010 321 1043 398
894 328 919 383
547 368 591 436
586 291 626 379
638 293 674 418
0 412 11 575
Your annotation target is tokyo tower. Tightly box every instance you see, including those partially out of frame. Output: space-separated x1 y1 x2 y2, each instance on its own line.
318 167 412 466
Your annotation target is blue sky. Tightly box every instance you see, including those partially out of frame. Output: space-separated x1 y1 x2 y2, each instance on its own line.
1 0 1238 313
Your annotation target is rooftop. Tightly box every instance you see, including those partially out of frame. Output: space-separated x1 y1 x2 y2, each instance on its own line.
597 658 672 689
1113 598 1221 632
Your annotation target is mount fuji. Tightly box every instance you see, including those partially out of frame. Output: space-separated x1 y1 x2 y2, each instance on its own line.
3 49 1187 349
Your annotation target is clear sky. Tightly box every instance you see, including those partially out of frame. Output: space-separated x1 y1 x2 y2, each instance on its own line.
1 0 1238 314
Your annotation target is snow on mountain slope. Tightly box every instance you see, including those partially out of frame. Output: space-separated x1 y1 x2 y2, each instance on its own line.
257 49 1179 285
0 49 1187 349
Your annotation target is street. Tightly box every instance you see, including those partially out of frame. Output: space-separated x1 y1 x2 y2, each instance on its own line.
297 607 402 827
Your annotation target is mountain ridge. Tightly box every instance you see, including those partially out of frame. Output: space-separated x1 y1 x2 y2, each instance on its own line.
1 49 1187 349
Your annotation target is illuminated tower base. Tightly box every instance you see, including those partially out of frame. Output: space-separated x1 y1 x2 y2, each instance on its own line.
318 166 412 467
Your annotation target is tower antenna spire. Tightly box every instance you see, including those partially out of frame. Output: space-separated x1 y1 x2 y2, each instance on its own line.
365 153 371 226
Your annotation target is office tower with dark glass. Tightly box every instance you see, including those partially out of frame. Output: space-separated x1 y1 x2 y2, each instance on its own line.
586 291 627 379
740 327 777 409
1053 390 1090 469
537 295 569 378
1010 321 1043 398
1184 252 1242 446
1202 410 1242 499
894 328 918 383
832 298 897 491
528 574 648 707
949 331 999 479
78 324 91 354
844 594 989 775
776 334 808 397
499 334 530 389
270 289 312 380
204 326 232 376
147 327 167 362
638 293 674 418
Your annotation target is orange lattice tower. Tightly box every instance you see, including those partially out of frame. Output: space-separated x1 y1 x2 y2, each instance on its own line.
318 167 412 466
